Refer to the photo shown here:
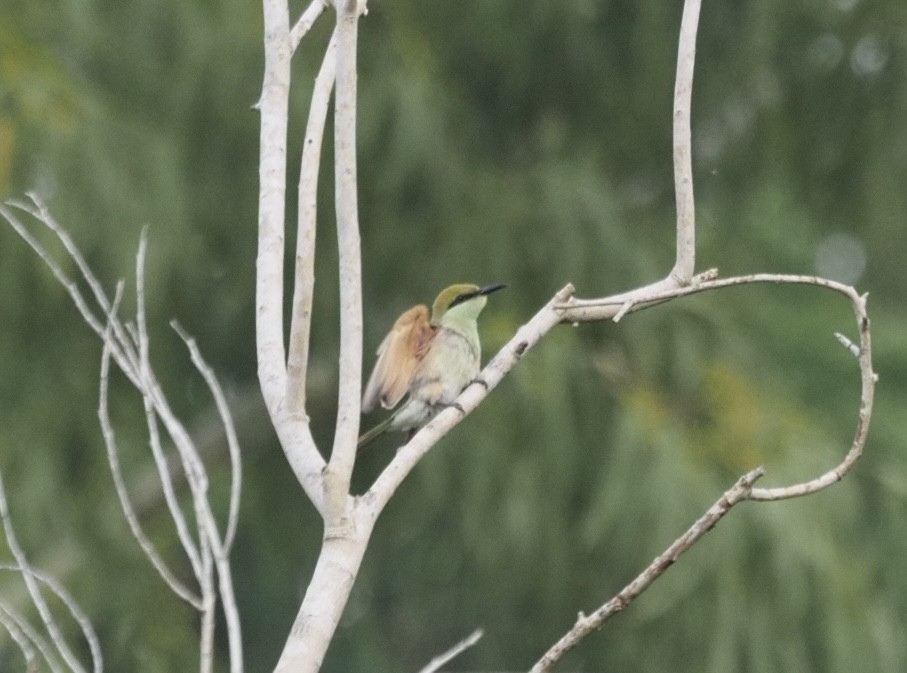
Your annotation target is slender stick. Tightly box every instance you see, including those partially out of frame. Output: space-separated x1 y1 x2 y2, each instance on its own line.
172 321 243 551
0 201 141 389
671 0 701 284
286 29 338 417
0 600 63 673
0 565 103 673
417 628 484 673
0 469 88 673
529 468 764 672
99 301 203 609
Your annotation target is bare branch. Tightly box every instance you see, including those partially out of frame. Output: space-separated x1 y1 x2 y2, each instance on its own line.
0 200 141 390
172 321 243 552
0 565 102 673
98 295 203 609
749 291 874 501
0 469 89 673
0 600 62 673
130 233 206 582
257 0 292 415
366 270 874 521
529 468 764 672
286 28 338 418
671 0 701 284
290 0 331 53
417 628 484 673
259 0 328 516
326 0 365 516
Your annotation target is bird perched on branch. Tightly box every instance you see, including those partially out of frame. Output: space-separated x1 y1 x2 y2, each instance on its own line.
358 283 506 449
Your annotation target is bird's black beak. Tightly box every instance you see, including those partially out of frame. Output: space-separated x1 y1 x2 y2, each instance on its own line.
478 283 507 296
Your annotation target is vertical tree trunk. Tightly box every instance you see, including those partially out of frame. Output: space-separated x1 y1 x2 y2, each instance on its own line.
273 516 373 673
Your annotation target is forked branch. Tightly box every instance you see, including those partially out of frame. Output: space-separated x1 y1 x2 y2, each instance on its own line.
1 196 245 673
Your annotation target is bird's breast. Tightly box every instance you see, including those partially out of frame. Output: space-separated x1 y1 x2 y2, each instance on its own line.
411 326 480 405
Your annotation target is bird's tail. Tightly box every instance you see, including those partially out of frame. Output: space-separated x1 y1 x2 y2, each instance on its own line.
357 416 393 451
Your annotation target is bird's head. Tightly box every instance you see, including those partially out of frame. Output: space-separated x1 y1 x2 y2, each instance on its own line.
431 283 506 324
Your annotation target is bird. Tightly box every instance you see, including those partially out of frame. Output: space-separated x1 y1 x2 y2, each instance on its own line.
357 283 506 449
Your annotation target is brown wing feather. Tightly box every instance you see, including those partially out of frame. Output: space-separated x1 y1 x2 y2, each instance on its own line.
362 305 435 412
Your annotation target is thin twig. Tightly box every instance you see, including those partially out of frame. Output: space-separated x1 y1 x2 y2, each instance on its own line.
529 468 764 672
286 28 338 418
98 293 203 609
834 331 860 358
131 232 205 581
0 600 63 673
172 321 243 552
0 601 40 673
417 628 484 673
0 201 141 390
0 565 103 673
198 529 216 673
0 469 88 673
750 291 874 501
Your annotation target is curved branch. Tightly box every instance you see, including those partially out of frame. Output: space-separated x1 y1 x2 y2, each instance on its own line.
0 470 89 673
365 272 874 520
0 565 103 673
286 28 338 418
529 468 765 672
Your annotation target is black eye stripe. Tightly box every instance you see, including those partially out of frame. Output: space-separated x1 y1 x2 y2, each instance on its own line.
449 293 474 308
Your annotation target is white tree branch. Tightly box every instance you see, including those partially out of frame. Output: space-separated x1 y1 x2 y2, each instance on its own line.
0 602 38 672
98 293 203 608
259 0 328 516
0 470 89 673
0 198 141 389
257 0 292 415
286 28 338 419
132 236 206 583
0 599 62 673
671 0 701 284
529 468 765 672
0 200 246 672
417 628 484 673
290 0 331 53
326 0 365 516
172 321 244 551
0 565 102 673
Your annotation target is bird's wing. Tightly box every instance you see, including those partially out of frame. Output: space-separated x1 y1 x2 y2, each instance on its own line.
362 305 435 413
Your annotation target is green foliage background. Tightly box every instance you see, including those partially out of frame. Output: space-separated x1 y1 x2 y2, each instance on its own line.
2 0 906 671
